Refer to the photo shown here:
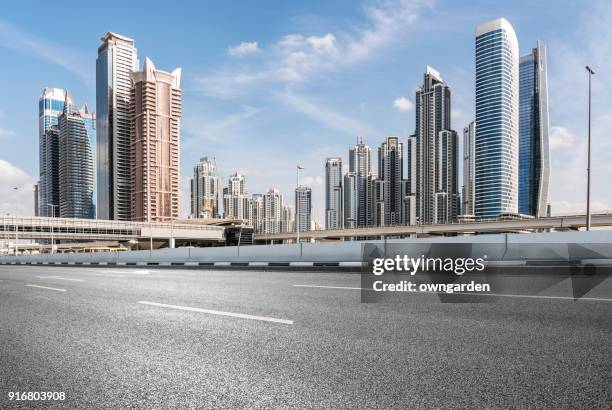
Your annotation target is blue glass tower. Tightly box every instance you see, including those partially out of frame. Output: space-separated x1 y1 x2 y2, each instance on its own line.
519 41 550 217
39 88 73 217
474 18 519 219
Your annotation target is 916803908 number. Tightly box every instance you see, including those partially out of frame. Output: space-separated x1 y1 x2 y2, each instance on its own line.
8 391 65 401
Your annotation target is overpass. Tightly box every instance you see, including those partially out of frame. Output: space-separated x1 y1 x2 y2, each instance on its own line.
0 215 226 249
254 212 612 243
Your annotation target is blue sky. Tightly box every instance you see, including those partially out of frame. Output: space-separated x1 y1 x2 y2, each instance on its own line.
1 0 611 223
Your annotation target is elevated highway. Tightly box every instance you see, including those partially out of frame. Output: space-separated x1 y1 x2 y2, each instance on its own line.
254 212 612 243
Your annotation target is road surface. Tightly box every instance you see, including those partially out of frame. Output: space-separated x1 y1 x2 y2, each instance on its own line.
0 265 611 408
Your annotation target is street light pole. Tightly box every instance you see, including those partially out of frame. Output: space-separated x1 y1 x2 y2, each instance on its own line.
586 66 595 231
296 165 304 244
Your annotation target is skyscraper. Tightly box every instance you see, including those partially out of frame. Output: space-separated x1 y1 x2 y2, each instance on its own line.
97 32 138 221
223 172 249 220
263 188 284 234
295 185 312 233
247 194 264 233
191 156 221 219
130 58 182 222
59 105 96 219
39 87 72 216
411 67 459 224
519 40 550 217
377 136 404 226
348 137 374 228
282 205 294 233
343 172 357 229
325 157 343 229
462 121 476 216
475 18 519 219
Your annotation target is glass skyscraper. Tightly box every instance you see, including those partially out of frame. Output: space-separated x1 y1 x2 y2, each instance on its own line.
96 32 138 221
325 157 343 229
39 88 72 217
474 18 519 219
59 105 96 219
518 41 550 217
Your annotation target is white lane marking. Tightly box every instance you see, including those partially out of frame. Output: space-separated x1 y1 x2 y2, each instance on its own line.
137 301 293 325
26 284 67 292
36 275 84 282
293 284 612 302
103 270 152 275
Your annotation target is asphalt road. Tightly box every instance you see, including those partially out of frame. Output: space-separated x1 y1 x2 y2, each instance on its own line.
0 265 611 409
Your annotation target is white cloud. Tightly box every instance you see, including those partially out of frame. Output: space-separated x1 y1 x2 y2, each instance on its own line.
194 0 432 98
228 41 259 57
393 96 413 112
0 160 35 216
0 128 16 138
549 126 576 151
0 19 91 84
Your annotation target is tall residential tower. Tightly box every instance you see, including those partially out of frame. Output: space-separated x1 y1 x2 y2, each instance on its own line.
130 58 182 222
519 40 550 217
325 157 343 229
190 156 221 219
474 18 519 218
411 66 459 224
96 32 138 220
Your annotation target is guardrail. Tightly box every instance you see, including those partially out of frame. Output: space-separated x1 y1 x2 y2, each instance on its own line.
2 230 612 270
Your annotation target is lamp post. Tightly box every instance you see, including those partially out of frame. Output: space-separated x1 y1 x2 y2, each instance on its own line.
47 204 57 254
296 165 304 244
585 66 595 231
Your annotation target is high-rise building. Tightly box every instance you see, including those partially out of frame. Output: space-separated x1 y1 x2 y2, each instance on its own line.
42 125 60 217
34 182 39 216
263 188 284 234
191 156 221 219
130 58 181 222
97 32 138 220
348 137 374 228
39 88 72 216
519 40 550 217
295 185 312 233
58 105 96 219
247 194 264 233
343 172 357 229
223 172 249 220
281 205 294 233
411 67 459 224
474 18 519 219
325 157 343 229
462 121 476 216
377 136 404 226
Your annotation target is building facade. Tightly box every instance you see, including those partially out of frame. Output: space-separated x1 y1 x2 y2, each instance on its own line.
97 32 138 220
377 136 404 226
348 137 374 228
325 157 343 229
247 194 264 233
519 40 550 217
281 205 294 233
130 58 181 222
474 18 519 219
39 88 72 217
190 156 221 219
58 105 96 219
223 173 249 220
263 188 284 234
295 185 312 233
462 121 476 216
412 67 459 224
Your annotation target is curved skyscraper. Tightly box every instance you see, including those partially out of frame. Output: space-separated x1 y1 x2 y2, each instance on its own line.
519 40 550 217
474 18 519 219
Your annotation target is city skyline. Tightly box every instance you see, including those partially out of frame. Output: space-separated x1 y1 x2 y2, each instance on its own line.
0 0 603 223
